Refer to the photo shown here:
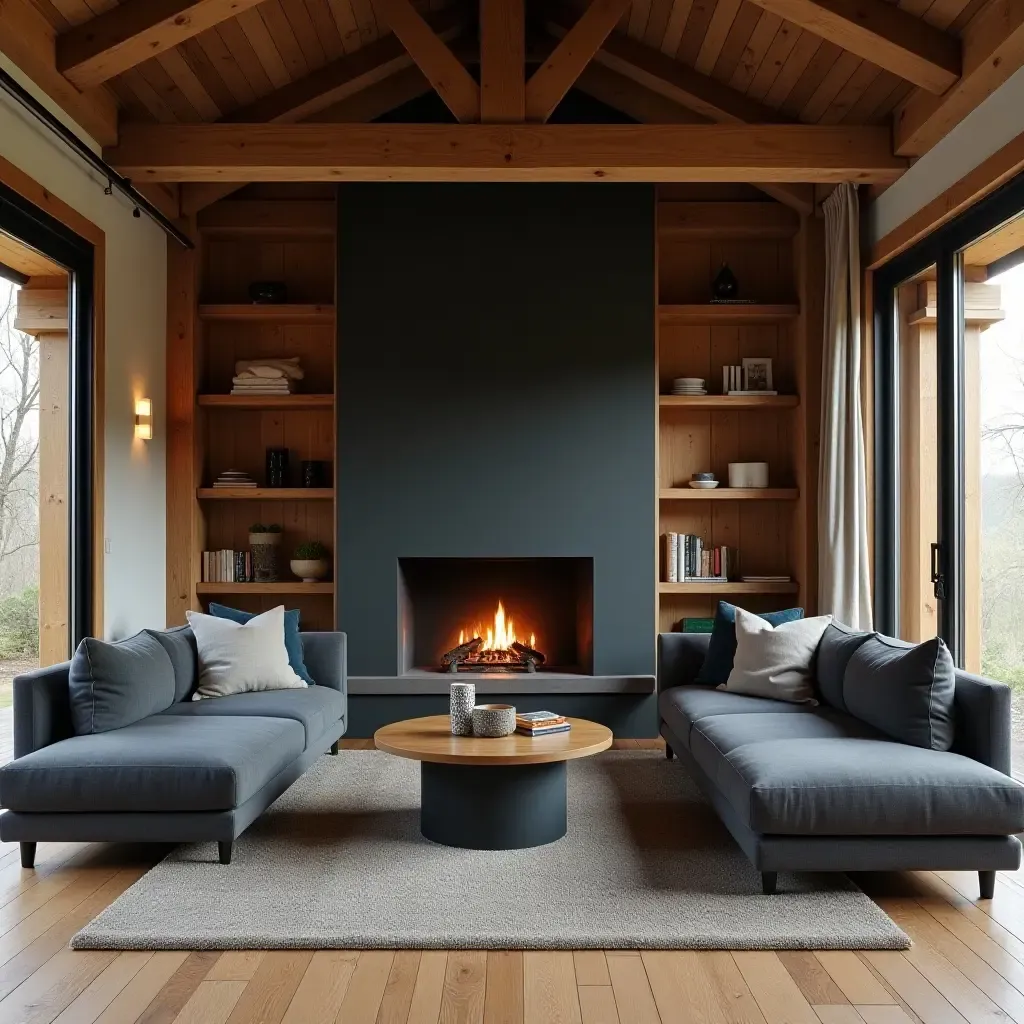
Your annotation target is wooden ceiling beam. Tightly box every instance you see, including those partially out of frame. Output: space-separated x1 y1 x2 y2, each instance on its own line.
180 65 436 214
376 0 480 122
480 0 525 122
105 123 907 183
525 0 631 122
559 26 815 215
222 12 461 124
894 0 1024 157
0 0 119 146
57 0 267 90
544 10 780 125
743 0 960 94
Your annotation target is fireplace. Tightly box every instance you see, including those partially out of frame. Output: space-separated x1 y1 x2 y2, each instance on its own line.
397 558 593 675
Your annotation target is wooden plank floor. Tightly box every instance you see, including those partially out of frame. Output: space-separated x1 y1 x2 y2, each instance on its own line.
2 741 1023 1023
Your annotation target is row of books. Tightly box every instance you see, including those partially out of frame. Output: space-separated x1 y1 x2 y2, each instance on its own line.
202 550 254 583
662 534 733 583
515 711 570 737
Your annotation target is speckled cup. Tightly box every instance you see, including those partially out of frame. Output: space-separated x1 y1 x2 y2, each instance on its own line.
471 704 517 738
449 682 475 736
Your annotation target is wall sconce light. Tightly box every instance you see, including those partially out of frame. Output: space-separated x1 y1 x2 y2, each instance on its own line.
134 398 152 440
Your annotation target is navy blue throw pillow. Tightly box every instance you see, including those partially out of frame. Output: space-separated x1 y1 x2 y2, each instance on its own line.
208 603 314 686
694 601 805 686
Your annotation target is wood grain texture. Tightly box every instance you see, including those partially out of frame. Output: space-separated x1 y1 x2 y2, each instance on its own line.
105 123 906 183
481 0 525 122
526 0 632 121
375 0 480 121
743 0 960 93
374 715 613 765
57 0 268 88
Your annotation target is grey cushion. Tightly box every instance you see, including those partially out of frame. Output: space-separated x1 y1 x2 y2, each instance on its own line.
159 686 345 746
145 626 198 703
659 685 810 750
816 622 873 712
845 634 956 750
691 730 1024 836
69 632 176 735
0 715 305 813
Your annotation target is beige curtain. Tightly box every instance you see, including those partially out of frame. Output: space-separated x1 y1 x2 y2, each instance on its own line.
819 183 873 629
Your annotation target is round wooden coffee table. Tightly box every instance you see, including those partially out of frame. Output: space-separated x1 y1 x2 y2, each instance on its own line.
374 715 612 850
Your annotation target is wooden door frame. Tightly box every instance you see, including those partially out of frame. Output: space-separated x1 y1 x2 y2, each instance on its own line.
0 152 105 640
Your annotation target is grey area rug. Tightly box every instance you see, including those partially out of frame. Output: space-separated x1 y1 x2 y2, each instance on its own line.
72 750 909 950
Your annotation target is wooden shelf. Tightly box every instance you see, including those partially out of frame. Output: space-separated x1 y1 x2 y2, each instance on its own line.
659 488 798 501
198 304 334 322
659 304 800 325
659 395 799 410
197 394 334 410
197 582 334 595
198 488 333 500
659 581 799 596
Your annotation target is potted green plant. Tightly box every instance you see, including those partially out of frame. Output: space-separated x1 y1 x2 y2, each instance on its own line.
248 524 283 582
290 540 330 582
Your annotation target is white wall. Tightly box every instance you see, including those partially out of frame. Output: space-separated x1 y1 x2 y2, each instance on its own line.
870 66 1024 243
0 55 167 639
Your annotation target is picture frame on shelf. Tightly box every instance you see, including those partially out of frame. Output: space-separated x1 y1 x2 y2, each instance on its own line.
742 357 773 392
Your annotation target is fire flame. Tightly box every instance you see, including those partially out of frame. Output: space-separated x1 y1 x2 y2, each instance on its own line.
458 600 536 651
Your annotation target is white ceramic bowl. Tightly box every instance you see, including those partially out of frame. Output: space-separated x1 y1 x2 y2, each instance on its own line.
290 558 329 582
688 480 720 489
472 704 517 738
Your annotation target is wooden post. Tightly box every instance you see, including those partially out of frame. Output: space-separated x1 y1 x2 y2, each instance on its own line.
165 216 203 625
15 277 69 665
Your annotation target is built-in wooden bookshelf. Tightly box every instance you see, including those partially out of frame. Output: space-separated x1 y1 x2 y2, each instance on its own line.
654 188 821 632
659 488 799 501
167 188 338 630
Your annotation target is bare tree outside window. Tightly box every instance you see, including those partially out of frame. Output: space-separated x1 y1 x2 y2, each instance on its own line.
0 280 40 710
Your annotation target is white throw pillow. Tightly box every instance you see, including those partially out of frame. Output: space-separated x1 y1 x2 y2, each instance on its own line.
186 605 306 700
720 607 833 704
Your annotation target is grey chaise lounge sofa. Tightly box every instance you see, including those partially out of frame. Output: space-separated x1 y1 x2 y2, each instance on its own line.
0 626 347 868
658 631 1024 897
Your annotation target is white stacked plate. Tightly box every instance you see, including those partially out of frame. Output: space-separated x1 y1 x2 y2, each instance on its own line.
671 377 707 395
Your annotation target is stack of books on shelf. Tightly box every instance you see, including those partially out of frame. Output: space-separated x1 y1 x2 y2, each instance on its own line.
211 469 256 489
662 533 732 583
515 711 570 737
202 550 253 583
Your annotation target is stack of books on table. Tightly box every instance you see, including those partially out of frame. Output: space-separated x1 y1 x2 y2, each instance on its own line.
516 712 570 737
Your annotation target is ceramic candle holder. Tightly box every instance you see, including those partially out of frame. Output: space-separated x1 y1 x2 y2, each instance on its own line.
449 682 475 736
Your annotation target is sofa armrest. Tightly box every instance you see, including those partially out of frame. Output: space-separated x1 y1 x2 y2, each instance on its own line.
953 670 1012 776
301 632 347 695
657 632 712 692
13 663 73 759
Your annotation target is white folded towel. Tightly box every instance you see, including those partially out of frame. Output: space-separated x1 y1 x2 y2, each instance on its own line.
234 357 304 380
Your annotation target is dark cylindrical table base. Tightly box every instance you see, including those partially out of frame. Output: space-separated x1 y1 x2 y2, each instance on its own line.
420 760 567 850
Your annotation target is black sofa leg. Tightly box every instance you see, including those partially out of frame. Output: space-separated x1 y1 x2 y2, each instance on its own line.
218 841 233 865
762 872 778 895
665 743 674 760
330 740 339 755
20 842 36 869
979 871 996 899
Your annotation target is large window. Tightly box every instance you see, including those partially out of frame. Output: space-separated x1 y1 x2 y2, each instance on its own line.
875 177 1024 776
0 183 94 749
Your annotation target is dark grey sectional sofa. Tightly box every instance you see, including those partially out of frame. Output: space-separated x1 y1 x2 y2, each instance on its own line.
0 626 347 868
658 631 1024 897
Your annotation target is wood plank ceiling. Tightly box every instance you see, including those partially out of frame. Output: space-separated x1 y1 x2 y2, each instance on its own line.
29 0 986 131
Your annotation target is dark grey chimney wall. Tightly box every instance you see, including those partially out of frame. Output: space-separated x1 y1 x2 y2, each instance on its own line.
336 184 656 677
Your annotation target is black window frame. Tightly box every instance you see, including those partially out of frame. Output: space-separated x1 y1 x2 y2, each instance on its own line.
0 180 95 651
873 170 1024 663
